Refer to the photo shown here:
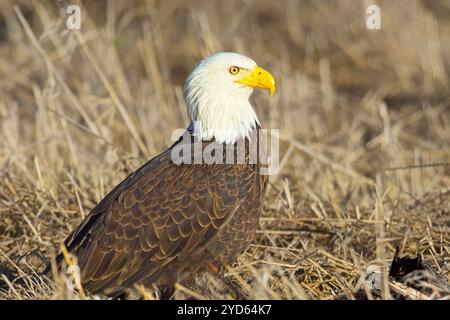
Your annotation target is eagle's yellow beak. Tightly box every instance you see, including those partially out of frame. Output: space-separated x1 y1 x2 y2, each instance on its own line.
235 66 276 96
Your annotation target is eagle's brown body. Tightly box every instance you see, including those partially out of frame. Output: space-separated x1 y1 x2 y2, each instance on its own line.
53 129 268 295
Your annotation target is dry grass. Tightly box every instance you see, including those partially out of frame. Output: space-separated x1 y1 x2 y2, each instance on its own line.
0 0 449 300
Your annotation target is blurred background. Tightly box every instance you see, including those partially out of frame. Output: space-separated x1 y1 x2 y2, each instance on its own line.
0 0 449 299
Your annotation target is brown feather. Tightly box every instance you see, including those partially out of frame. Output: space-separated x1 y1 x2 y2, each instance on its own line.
51 129 268 295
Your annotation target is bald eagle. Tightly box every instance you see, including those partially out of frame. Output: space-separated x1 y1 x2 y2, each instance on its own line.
47 52 276 297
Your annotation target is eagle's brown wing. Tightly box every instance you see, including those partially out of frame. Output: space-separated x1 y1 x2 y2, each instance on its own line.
56 139 258 294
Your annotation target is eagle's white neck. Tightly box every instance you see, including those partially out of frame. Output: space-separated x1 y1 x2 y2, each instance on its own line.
185 82 260 144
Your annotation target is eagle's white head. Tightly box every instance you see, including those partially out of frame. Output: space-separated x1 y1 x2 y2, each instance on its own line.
184 52 275 144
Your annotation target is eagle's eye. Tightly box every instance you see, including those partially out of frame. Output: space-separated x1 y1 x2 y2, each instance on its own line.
228 66 240 75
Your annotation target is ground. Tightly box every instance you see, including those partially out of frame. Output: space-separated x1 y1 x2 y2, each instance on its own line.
0 0 449 299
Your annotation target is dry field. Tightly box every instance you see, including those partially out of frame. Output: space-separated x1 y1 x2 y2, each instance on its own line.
0 0 449 299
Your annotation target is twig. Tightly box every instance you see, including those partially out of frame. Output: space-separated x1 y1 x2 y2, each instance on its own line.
388 280 430 300
59 243 86 299
174 282 207 300
384 163 450 171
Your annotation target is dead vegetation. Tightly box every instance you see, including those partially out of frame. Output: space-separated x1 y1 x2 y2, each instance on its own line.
0 0 449 300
